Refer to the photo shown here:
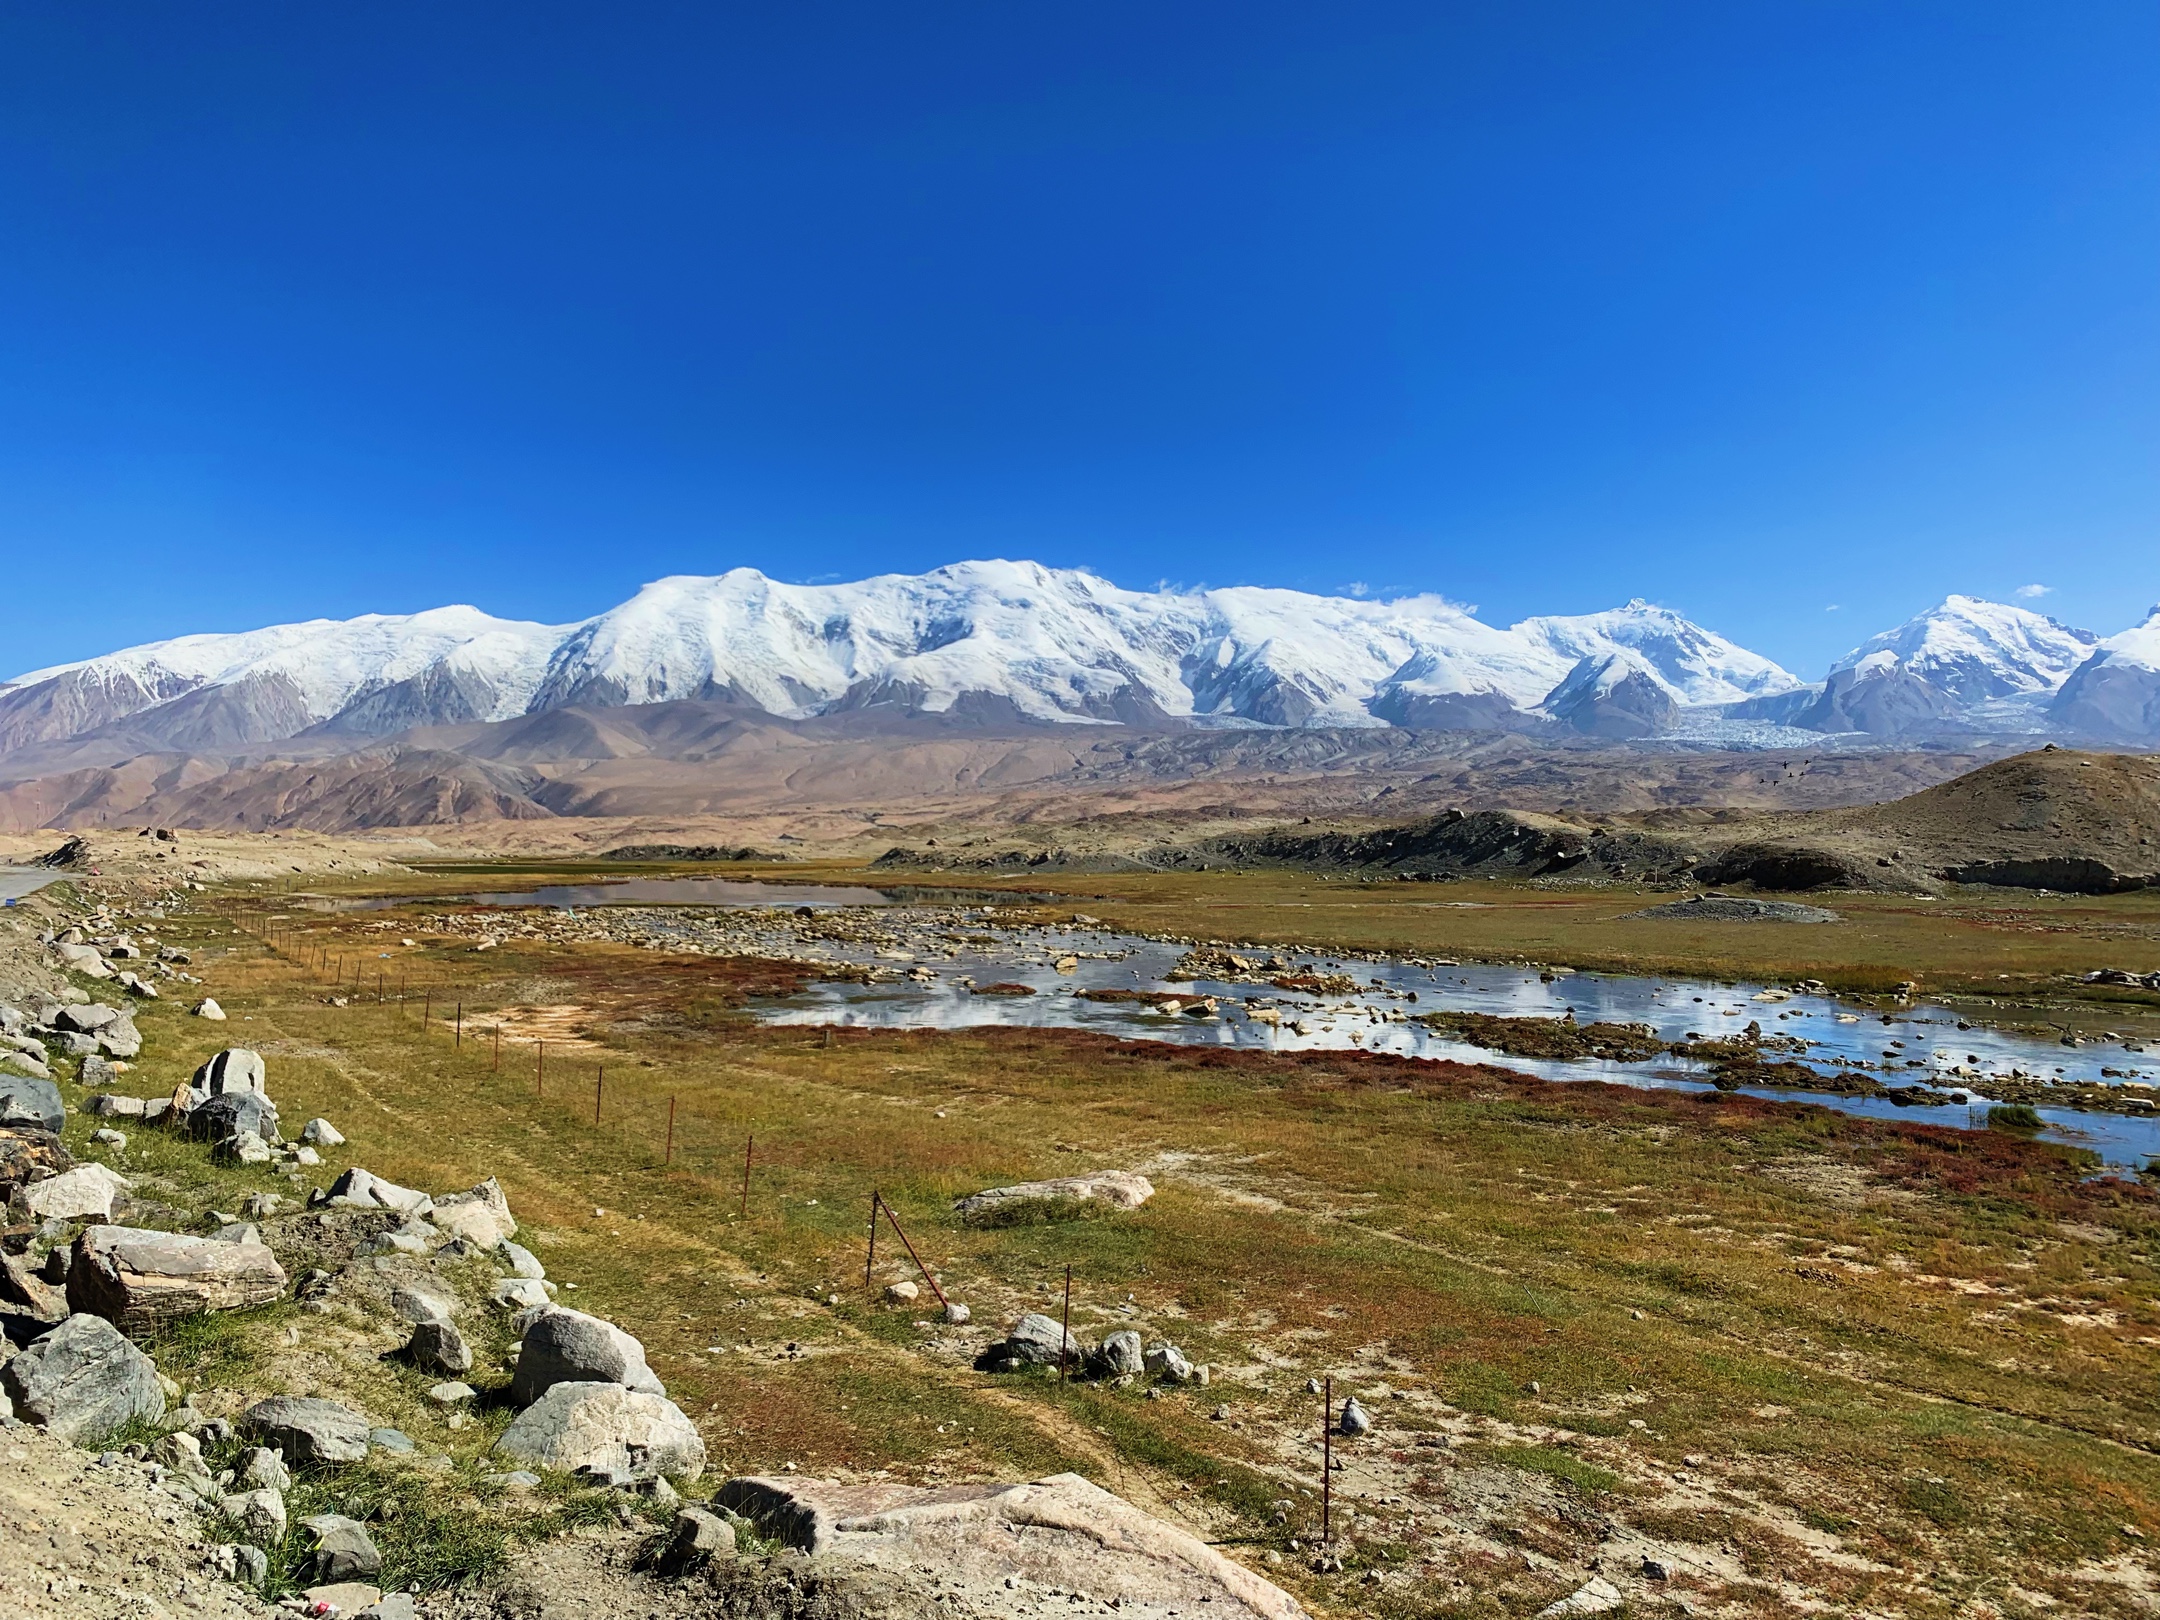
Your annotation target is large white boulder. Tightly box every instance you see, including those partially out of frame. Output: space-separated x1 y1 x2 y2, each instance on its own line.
21 1163 131 1222
493 1382 705 1481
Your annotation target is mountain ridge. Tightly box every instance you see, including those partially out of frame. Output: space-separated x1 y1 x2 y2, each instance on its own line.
6 564 2159 756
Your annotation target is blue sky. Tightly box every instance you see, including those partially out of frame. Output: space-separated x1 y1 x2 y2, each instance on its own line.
2 2 2154 679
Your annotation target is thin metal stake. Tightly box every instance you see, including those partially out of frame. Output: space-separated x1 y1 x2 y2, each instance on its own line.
1060 1265 1074 1382
665 1097 676 1165
865 1190 879 1283
455 1002 463 1047
595 1066 603 1125
741 1134 753 1219
537 1040 544 1096
1323 1375 1333 1543
422 990 430 1032
493 1026 501 1072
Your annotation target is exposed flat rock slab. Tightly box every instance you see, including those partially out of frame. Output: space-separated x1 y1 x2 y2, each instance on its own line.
953 1171 1154 1220
715 1472 1307 1620
68 1224 289 1335
21 1163 131 1222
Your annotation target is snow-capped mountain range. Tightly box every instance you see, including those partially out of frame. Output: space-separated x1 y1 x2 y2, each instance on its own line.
3 564 2156 755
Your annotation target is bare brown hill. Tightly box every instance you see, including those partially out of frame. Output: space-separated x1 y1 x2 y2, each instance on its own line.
1064 748 2160 895
0 698 2014 843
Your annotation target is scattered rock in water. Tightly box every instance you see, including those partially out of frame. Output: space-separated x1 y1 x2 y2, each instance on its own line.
242 1396 374 1465
492 1381 707 1481
69 1224 288 1334
953 1170 1154 1223
0 1314 165 1443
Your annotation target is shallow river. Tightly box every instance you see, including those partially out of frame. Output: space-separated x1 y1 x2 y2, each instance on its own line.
396 878 2160 1171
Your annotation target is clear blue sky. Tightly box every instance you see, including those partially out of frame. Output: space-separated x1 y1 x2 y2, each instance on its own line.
3 2 2154 679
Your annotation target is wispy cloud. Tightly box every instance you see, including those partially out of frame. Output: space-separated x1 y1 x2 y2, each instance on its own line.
1824 604 1841 612
2015 583 2051 599
1339 581 1370 599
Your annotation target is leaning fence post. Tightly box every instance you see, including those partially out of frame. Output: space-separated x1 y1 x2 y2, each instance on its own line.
665 1097 676 1165
865 1190 879 1284
877 1199 950 1308
741 1134 753 1218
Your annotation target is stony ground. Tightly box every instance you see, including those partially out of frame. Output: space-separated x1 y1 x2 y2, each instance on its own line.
0 1420 273 1620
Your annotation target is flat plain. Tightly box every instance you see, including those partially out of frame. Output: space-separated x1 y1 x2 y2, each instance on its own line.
58 853 2147 1620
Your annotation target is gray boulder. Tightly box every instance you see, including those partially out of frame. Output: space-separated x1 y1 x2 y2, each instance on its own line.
225 1487 288 1544
426 1177 515 1247
300 1118 345 1147
188 1091 280 1145
511 1306 664 1405
324 1167 431 1215
406 1321 472 1376
77 1054 118 1088
1338 1396 1372 1437
1092 1329 1144 1378
242 1396 372 1465
94 1014 141 1060
0 1075 64 1133
236 1445 292 1492
69 1225 288 1334
86 1092 145 1119
498 1241 545 1280
190 1048 268 1098
492 1381 705 1481
53 1003 120 1034
1143 1342 1197 1384
300 1514 383 1583
655 1506 737 1574
994 1312 1081 1368
0 1314 164 1443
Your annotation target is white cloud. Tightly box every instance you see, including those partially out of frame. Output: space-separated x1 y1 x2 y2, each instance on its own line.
1824 604 1841 612
2014 583 2051 599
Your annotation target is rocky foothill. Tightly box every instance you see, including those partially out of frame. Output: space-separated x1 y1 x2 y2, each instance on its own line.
0 867 1317 1620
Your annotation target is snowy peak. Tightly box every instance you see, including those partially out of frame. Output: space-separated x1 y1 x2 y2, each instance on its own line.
1832 595 2099 702
0 607 571 752
6 566 2156 754
1514 599 1800 705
